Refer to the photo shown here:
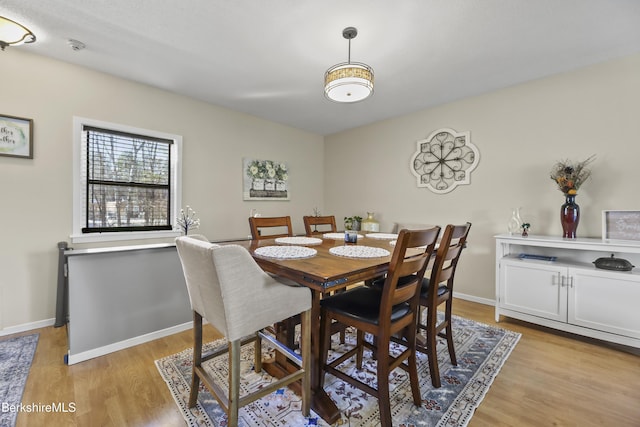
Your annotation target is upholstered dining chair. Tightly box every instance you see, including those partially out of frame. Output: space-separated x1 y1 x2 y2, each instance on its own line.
303 215 337 236
175 236 311 427
249 216 293 240
318 227 441 427
416 222 471 388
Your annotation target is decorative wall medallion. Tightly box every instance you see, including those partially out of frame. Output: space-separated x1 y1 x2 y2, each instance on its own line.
410 128 480 194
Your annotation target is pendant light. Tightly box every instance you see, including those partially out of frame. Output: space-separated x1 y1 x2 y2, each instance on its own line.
324 27 374 103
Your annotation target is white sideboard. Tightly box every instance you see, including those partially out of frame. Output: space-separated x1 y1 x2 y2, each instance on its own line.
495 234 640 348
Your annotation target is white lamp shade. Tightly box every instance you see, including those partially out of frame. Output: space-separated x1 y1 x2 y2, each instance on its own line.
324 62 374 103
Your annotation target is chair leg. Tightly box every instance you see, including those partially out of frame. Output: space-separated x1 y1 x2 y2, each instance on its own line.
300 309 312 417
445 301 457 366
254 331 262 373
426 309 442 388
228 340 241 427
405 323 422 407
188 311 203 408
356 329 365 369
376 334 392 427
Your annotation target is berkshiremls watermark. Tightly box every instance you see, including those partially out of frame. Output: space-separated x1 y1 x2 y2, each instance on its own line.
2 401 77 413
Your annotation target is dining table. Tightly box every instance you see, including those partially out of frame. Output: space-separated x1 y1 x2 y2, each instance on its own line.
235 232 403 424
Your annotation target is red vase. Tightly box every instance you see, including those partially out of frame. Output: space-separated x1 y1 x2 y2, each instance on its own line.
560 194 579 238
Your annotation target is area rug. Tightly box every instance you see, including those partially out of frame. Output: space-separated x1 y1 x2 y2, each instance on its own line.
0 334 39 427
156 315 520 427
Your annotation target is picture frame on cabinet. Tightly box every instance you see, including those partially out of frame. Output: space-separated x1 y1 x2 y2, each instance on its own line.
0 114 33 159
602 210 640 242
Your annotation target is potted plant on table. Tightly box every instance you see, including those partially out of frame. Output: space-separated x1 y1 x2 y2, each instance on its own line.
344 216 362 231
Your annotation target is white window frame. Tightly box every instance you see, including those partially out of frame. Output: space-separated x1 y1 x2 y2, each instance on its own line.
71 117 182 243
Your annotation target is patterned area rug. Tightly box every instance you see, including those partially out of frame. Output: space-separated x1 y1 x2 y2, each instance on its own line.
0 334 39 427
156 315 520 427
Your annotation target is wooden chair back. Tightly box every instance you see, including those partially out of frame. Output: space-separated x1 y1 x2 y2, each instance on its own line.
249 216 293 240
381 227 441 320
303 215 337 236
427 222 471 296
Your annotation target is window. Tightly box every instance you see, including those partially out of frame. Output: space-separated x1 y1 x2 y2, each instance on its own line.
72 117 182 243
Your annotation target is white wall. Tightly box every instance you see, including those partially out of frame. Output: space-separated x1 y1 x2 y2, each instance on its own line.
325 53 640 301
0 51 323 331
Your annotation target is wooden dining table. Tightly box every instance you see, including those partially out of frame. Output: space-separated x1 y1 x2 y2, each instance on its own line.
235 233 401 424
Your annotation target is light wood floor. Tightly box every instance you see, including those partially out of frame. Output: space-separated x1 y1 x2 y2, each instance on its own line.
9 299 640 426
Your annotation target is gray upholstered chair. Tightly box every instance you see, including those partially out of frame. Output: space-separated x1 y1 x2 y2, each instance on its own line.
175 236 311 426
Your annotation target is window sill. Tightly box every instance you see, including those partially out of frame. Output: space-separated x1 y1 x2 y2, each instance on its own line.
70 229 181 244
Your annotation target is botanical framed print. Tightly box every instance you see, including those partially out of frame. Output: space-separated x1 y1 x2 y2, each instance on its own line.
0 114 33 159
243 158 290 201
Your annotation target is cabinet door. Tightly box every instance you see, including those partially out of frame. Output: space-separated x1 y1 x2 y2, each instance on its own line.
568 268 640 339
499 260 567 321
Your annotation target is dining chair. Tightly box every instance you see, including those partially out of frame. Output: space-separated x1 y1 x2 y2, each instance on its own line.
175 236 312 427
416 222 471 388
303 215 337 236
249 216 293 240
248 215 300 348
318 227 441 427
391 222 437 233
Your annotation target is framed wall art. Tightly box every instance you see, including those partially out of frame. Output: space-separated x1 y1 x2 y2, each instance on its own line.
243 158 290 201
0 114 33 159
409 128 479 194
602 210 640 242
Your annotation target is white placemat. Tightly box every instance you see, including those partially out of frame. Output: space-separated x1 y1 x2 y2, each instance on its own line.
274 236 323 245
366 233 398 239
323 232 364 240
254 245 317 259
329 245 391 258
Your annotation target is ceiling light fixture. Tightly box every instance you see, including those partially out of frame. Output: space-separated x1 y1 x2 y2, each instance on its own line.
0 15 36 51
324 27 374 103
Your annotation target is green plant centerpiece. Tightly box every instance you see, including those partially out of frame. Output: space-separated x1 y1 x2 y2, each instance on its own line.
344 215 363 231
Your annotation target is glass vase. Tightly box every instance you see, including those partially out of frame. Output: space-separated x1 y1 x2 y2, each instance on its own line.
361 212 380 232
561 194 580 238
507 208 522 235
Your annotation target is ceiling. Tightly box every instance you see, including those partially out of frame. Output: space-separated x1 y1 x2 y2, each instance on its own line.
2 1 640 136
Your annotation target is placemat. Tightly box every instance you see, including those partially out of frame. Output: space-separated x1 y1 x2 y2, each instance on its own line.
274 236 323 245
365 233 398 239
329 245 391 258
254 245 317 259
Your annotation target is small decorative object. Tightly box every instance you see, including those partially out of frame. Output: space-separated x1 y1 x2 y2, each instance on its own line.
521 223 530 237
344 230 358 244
410 128 480 194
361 212 380 232
177 205 200 235
550 155 595 238
507 208 522 235
344 216 362 231
0 114 33 158
593 254 634 272
243 158 289 201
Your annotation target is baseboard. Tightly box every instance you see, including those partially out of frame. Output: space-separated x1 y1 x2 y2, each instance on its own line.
0 318 55 337
453 292 495 306
67 321 193 365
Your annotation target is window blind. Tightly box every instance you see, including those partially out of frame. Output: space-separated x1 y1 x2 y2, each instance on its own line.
82 125 173 233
